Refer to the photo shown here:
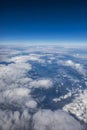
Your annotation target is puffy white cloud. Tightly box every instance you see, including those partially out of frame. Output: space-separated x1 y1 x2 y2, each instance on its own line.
0 109 31 130
33 109 83 130
65 60 82 70
0 61 36 110
58 60 85 75
29 79 53 89
0 87 33 109
53 92 72 102
0 62 32 91
25 100 37 109
2 88 31 99
65 60 85 75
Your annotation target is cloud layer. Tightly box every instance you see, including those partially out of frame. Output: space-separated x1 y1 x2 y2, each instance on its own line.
0 109 31 130
33 110 83 130
0 46 87 130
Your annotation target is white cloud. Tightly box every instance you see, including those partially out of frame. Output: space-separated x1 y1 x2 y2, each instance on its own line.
53 92 72 102
0 62 32 91
0 61 34 110
65 60 82 70
25 100 37 109
85 81 87 86
11 54 45 63
3 88 31 98
29 79 53 89
58 60 85 75
0 109 31 130
0 87 33 108
33 109 83 130
10 55 29 63
28 54 45 63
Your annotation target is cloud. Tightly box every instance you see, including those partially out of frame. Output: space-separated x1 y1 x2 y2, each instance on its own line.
0 62 32 90
59 60 85 75
65 60 82 69
11 54 45 64
0 47 21 62
29 79 53 89
10 55 29 63
0 109 31 130
53 91 72 102
2 88 31 99
28 54 45 63
33 109 83 130
0 109 84 130
25 100 37 109
0 62 38 111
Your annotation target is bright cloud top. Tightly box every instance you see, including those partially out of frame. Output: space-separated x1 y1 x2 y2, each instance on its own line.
25 100 37 109
59 60 85 75
30 79 53 89
3 88 30 98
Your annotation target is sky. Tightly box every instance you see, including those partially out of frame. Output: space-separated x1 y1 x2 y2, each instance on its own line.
0 0 87 45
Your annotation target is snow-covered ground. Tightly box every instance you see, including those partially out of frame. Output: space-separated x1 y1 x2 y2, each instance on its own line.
63 90 87 123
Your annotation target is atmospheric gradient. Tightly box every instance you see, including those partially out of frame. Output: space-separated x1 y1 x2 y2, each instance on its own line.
0 0 87 130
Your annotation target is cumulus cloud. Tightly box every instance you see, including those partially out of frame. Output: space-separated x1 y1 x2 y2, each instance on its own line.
59 60 85 75
65 60 82 69
29 79 53 89
0 62 32 91
0 87 38 111
25 100 37 109
0 109 31 130
33 109 83 130
0 109 84 130
2 88 31 99
0 61 38 111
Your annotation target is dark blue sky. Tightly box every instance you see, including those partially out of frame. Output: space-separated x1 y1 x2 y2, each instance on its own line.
0 0 87 44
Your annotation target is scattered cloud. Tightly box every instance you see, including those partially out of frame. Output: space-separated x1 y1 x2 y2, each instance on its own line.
0 62 32 90
58 60 85 75
2 88 31 99
65 60 82 69
25 100 37 109
0 109 31 130
29 79 53 89
0 46 86 130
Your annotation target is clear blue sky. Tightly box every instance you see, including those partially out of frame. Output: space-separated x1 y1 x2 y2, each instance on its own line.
0 0 87 45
